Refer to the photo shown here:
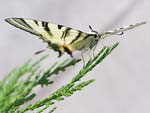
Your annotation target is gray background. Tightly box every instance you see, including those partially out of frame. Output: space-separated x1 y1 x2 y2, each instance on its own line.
0 0 150 113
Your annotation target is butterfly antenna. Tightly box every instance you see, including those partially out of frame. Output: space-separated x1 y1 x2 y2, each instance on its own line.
117 32 124 35
89 25 94 31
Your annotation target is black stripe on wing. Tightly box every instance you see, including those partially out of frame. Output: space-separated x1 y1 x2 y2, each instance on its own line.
70 31 82 44
5 18 39 36
34 20 38 26
58 24 63 29
60 27 72 40
15 18 33 29
42 21 51 32
65 28 71 36
41 21 52 36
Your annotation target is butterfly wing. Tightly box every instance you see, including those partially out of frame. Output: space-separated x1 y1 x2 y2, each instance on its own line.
5 18 89 57
100 21 146 39
5 18 67 40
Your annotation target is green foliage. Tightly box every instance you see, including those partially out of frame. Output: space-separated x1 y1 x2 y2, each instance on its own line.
0 42 119 113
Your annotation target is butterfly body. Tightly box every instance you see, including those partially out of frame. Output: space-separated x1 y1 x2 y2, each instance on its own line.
5 18 146 57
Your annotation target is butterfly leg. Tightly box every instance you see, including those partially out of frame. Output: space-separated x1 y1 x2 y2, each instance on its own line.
92 47 96 57
81 51 86 67
92 43 98 57
34 49 46 55
87 49 92 59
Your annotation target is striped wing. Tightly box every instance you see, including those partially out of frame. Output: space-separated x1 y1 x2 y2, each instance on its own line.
5 18 88 57
100 21 146 39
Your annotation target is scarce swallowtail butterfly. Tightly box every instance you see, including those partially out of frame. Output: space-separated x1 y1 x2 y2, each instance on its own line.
5 18 146 57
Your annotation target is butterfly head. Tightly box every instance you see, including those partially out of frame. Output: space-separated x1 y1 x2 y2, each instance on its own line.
87 25 102 49
88 25 101 39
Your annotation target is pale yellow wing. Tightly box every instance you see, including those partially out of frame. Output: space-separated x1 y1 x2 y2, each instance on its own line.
5 18 89 57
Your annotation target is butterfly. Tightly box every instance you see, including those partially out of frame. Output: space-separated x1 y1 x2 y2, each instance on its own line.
5 18 146 57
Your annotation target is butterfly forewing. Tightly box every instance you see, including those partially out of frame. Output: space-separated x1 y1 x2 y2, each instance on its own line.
5 18 40 36
5 18 89 57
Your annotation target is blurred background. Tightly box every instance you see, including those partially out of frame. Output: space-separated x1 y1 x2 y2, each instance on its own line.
0 0 150 113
